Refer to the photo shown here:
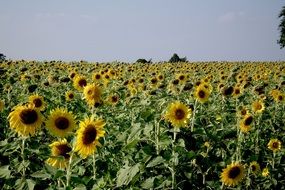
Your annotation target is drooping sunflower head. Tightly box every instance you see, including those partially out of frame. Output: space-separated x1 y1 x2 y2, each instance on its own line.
75 117 105 159
46 139 72 169
239 114 253 133
267 139 282 152
83 83 102 107
220 162 245 187
8 104 44 136
164 101 192 128
46 108 76 138
252 100 265 114
250 161 260 175
194 85 210 103
73 75 88 91
28 94 45 111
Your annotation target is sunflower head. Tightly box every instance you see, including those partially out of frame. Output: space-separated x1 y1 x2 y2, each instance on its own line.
65 91 75 101
239 115 253 133
8 105 43 136
83 83 102 107
262 167 270 177
221 162 245 187
267 139 282 152
46 108 76 138
46 139 72 169
194 85 210 103
28 94 45 111
75 117 106 159
73 75 88 91
164 101 191 128
250 161 260 175
252 100 265 114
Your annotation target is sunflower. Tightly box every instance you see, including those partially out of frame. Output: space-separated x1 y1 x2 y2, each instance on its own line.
107 94 119 105
46 139 72 169
28 94 45 111
164 101 192 128
8 104 44 136
262 167 270 177
65 91 75 101
73 75 87 91
46 108 76 138
239 115 253 133
83 83 102 107
74 117 105 159
220 162 245 187
267 139 282 152
0 100 4 112
252 100 264 114
250 161 260 175
194 85 210 103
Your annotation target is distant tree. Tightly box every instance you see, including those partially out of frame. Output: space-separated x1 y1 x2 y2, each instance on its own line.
278 6 285 48
136 58 152 63
0 53 6 62
169 53 187 63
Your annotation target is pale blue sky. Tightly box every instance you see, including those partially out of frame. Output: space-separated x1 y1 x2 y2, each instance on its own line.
0 0 284 62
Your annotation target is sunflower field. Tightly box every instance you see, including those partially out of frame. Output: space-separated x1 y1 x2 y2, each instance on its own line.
0 60 284 189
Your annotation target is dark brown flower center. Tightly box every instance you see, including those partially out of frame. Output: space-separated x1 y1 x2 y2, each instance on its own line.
278 95 283 101
251 165 257 171
272 142 279 149
57 144 72 159
20 109 38 124
179 75 185 80
175 109 185 120
244 116 253 126
55 117 70 130
223 86 234 96
198 90 206 99
68 93 74 99
111 96 118 103
95 74 101 79
70 73 76 79
78 79 87 87
83 125 97 145
228 166 241 179
151 78 158 84
33 98 42 108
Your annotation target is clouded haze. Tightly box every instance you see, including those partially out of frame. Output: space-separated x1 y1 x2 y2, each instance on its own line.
0 0 284 62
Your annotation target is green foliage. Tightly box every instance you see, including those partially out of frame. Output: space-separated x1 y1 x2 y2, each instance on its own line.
169 53 187 63
278 6 285 48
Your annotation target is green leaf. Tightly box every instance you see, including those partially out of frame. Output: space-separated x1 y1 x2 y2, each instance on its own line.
116 163 141 187
146 156 165 168
26 179 36 190
0 165 11 179
74 184 87 190
141 177 155 189
31 171 51 179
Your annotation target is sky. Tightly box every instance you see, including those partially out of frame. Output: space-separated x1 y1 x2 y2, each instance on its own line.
0 0 284 62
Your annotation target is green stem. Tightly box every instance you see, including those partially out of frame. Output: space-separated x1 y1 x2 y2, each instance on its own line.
155 119 161 155
21 137 26 178
191 100 198 132
93 153 96 179
66 152 74 187
272 152 275 169
171 128 178 189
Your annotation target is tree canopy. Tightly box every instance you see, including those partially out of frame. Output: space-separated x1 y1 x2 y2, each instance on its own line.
0 53 6 62
169 53 187 63
278 6 285 48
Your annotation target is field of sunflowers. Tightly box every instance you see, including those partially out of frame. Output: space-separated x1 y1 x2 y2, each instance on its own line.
0 60 284 189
